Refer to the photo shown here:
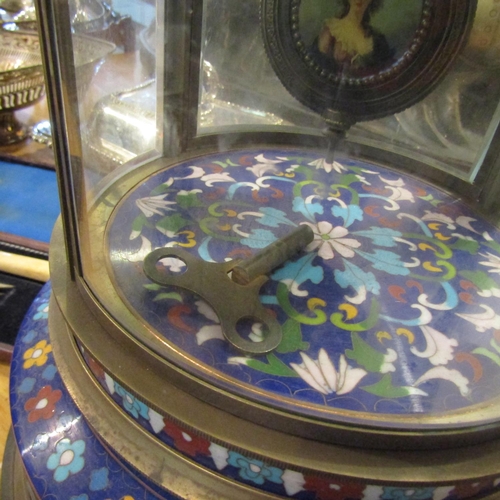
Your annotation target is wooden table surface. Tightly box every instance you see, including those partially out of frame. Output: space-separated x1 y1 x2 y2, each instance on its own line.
0 361 11 471
0 98 55 170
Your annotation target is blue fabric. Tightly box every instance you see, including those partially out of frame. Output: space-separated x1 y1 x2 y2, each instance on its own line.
0 161 59 243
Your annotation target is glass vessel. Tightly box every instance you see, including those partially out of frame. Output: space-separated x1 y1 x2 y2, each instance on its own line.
21 0 500 497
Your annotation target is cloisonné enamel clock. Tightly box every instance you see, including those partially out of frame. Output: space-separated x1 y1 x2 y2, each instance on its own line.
7 0 500 499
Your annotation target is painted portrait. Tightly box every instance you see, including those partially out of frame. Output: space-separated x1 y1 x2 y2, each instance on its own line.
299 0 423 76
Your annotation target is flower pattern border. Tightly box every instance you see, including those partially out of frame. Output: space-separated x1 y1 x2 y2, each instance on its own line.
79 338 500 500
9 284 173 500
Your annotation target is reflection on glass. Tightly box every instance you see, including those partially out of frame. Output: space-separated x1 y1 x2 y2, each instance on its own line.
199 0 500 182
61 0 159 293
87 80 157 171
0 31 44 145
355 1 500 182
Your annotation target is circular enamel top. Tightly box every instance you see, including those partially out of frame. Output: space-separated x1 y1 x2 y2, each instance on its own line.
106 148 500 429
9 284 172 499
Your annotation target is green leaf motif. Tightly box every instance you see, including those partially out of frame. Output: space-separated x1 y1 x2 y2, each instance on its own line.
150 183 173 195
331 300 380 332
286 156 310 164
247 353 300 377
212 159 239 168
276 283 327 325
144 283 162 291
156 214 191 234
492 339 500 354
419 194 442 207
340 174 362 186
345 331 386 372
473 348 500 367
460 270 498 291
362 373 426 398
293 165 315 180
132 214 148 233
473 340 500 366
177 191 203 209
485 240 500 255
449 238 479 255
276 318 309 354
153 292 182 302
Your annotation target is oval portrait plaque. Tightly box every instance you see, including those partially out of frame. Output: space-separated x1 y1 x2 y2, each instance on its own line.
261 0 477 121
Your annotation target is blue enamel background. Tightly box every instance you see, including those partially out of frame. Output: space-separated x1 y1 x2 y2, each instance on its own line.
9 284 500 500
9 284 175 500
106 149 500 423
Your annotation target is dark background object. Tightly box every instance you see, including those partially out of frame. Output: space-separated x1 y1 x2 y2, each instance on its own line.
0 271 44 356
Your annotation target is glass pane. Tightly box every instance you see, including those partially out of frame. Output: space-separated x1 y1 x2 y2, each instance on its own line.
199 0 500 183
353 24 500 183
66 0 161 291
199 0 322 134
70 0 159 181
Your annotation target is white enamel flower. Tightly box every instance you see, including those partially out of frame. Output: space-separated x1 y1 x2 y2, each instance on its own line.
135 194 176 218
104 373 115 394
282 470 305 496
380 176 414 203
414 366 470 397
479 252 500 274
303 221 361 260
209 442 229 470
477 287 500 299
290 349 367 395
195 300 224 345
195 301 263 345
380 348 398 373
200 171 236 186
456 216 479 233
148 408 165 433
410 325 457 366
178 188 203 196
456 304 500 333
354 174 370 185
246 154 282 177
421 211 456 229
308 158 346 174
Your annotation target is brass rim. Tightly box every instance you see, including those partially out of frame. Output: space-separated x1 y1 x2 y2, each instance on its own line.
48 292 286 499
49 146 500 450
49 225 500 485
0 428 38 500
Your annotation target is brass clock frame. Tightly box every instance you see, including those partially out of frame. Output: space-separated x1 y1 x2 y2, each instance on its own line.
47 216 500 495
32 0 500 463
43 148 500 453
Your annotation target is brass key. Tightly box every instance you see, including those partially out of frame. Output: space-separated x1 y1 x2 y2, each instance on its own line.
143 224 314 355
